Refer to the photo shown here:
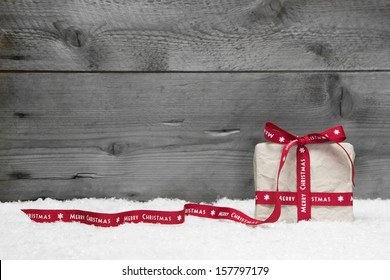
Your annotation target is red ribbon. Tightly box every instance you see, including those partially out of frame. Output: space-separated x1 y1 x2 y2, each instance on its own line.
22 204 275 227
256 191 353 206
22 122 354 227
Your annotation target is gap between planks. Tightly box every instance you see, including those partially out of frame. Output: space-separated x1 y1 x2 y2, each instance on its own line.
1 69 390 74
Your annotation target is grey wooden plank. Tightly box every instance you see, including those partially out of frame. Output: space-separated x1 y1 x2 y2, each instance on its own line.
1 0 390 71
0 72 389 201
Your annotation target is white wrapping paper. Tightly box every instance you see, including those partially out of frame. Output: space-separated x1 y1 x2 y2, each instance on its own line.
254 142 355 222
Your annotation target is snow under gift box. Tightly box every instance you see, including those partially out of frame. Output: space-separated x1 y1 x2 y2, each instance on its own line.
254 122 355 223
22 122 355 227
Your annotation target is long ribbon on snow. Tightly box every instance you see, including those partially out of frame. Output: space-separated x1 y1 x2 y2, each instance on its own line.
22 122 354 227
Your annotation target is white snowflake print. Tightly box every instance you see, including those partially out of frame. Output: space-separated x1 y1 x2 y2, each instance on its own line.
210 210 216 216
334 129 340 135
282 156 286 162
57 213 63 220
177 215 182 221
116 217 120 223
264 194 270 201
279 137 285 143
338 195 344 202
299 147 305 153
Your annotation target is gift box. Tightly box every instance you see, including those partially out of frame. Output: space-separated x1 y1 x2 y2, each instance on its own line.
254 123 355 223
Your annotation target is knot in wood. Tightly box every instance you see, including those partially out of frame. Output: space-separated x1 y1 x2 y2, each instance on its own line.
108 142 123 156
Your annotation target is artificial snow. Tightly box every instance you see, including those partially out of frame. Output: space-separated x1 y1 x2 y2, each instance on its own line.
1 198 389 259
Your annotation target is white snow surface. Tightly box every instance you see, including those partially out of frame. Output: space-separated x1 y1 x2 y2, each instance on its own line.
1 198 389 260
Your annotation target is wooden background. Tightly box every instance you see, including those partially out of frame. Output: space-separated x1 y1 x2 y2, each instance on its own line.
0 0 389 202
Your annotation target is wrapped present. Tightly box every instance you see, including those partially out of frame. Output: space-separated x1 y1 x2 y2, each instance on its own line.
254 122 355 222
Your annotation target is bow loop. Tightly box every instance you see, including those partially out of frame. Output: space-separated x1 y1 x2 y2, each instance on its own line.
320 126 347 143
264 122 299 143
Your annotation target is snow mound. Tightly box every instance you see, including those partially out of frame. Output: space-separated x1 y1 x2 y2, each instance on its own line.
1 198 389 259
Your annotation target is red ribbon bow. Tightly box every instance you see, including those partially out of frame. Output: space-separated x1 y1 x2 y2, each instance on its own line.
262 122 355 221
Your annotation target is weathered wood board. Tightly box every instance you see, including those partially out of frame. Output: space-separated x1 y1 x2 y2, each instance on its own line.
1 72 389 201
1 0 389 202
1 0 390 71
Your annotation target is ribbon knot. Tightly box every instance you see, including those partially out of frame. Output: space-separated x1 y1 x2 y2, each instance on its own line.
298 136 309 146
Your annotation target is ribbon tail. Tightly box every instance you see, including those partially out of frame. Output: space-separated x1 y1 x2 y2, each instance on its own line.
296 145 311 221
22 200 283 227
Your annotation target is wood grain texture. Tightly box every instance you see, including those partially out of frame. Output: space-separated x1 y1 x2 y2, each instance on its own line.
1 0 390 71
0 72 389 201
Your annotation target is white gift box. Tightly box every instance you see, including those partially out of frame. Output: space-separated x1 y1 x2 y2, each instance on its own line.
254 142 355 222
